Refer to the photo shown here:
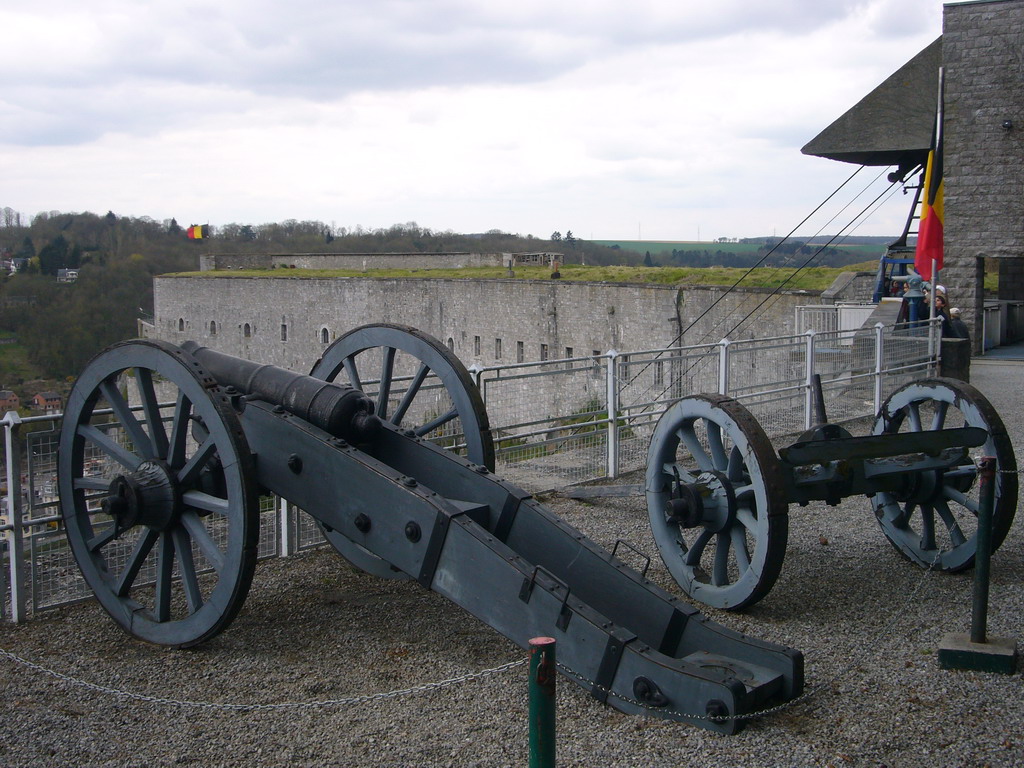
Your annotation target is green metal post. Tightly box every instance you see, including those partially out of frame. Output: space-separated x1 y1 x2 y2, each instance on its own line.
970 457 996 644
938 455 1019 673
528 636 556 768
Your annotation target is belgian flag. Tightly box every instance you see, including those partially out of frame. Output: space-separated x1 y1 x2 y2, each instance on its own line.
186 224 209 240
915 72 944 283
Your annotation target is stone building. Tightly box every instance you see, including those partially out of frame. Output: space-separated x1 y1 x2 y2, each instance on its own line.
197 251 561 272
150 274 826 374
804 0 1024 351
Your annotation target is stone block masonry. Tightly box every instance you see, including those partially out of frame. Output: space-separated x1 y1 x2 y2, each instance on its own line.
942 0 1024 350
153 275 822 374
198 252 535 271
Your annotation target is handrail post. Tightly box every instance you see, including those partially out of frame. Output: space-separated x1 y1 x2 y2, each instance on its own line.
3 410 26 622
468 363 484 402
874 322 885 414
803 329 816 430
717 339 730 396
605 351 619 479
278 496 292 557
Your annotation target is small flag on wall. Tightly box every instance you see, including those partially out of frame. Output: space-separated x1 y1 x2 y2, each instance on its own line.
186 225 209 240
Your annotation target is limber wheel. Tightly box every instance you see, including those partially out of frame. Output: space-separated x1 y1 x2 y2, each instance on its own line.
58 340 259 647
310 323 494 578
646 394 789 610
871 377 1017 571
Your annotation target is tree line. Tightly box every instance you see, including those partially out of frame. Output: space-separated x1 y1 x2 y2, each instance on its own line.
0 209 641 379
657 242 868 269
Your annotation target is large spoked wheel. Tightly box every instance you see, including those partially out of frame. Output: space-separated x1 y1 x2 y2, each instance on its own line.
871 377 1017 571
310 323 494 577
646 394 788 610
58 340 259 647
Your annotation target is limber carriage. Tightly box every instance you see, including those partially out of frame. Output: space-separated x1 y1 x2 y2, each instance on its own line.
646 375 1016 610
56 324 1015 733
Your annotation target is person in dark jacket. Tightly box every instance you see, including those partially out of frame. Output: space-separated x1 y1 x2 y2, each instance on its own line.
947 306 971 340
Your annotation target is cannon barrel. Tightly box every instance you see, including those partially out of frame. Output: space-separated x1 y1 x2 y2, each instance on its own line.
181 341 380 444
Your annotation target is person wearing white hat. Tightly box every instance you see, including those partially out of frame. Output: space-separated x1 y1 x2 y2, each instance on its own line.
947 306 970 339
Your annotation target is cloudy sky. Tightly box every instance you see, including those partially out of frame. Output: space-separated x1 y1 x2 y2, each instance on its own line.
2 0 944 241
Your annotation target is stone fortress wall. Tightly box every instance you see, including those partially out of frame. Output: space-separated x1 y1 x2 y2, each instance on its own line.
150 273 842 443
152 275 829 376
197 251 561 272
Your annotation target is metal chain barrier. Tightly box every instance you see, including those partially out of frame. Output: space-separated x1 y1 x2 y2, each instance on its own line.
557 553 943 724
0 646 525 712
0 546 948 722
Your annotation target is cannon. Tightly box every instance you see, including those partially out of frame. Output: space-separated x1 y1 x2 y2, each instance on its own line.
646 377 1017 610
57 325 803 734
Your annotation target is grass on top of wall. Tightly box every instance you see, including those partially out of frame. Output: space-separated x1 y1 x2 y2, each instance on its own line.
166 261 880 292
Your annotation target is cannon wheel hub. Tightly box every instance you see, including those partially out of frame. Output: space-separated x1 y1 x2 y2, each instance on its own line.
103 460 181 533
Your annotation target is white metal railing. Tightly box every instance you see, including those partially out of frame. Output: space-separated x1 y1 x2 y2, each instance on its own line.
1 321 939 621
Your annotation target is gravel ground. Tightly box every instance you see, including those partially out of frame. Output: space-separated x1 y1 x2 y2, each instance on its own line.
1 362 1022 767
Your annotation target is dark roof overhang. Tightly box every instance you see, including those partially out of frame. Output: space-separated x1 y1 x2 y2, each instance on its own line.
802 37 941 168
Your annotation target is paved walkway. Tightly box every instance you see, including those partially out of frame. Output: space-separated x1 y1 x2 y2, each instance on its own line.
978 339 1024 361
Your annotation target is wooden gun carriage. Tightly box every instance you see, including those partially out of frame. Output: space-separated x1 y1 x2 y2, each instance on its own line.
56 324 1015 733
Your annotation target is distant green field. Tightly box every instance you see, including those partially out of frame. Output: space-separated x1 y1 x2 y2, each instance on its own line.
175 262 879 292
593 240 888 262
593 239 886 260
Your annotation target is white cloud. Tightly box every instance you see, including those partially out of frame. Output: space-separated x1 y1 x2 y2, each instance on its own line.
0 0 943 238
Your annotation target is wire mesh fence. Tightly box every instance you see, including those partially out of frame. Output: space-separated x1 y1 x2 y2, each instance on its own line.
2 321 939 620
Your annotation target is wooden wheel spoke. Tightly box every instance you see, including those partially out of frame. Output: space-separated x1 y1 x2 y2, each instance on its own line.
176 437 217 488
734 482 755 500
730 526 751 573
167 392 193 468
934 500 967 547
99 378 157 461
944 486 980 514
342 356 362 392
415 407 458 437
180 511 225 573
114 529 159 597
707 422 729 471
78 423 142 472
684 529 713 567
919 505 937 551
74 476 111 491
135 368 170 459
87 524 122 553
735 508 757 532
376 347 397 420
907 402 923 432
726 445 744 481
391 363 430 426
182 490 230 515
712 534 731 586
892 501 914 529
678 424 713 472
171 527 204 614
155 533 175 622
